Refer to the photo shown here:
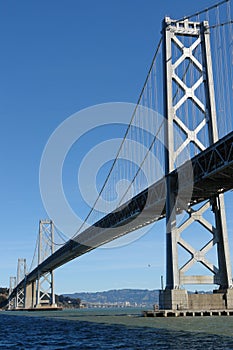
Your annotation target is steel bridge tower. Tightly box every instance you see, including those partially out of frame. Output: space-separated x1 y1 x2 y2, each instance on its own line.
16 258 27 309
35 219 55 308
8 276 17 310
8 220 56 309
7 259 27 309
161 17 233 310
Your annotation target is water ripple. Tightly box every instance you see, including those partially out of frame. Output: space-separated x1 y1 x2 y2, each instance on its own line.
0 312 233 349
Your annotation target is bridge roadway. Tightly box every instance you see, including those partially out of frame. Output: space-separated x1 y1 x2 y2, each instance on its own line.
11 131 233 296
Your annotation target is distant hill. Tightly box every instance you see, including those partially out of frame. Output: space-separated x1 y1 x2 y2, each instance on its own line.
63 289 160 307
0 288 8 309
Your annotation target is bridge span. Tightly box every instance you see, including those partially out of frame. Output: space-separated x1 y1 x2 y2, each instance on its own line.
9 129 233 301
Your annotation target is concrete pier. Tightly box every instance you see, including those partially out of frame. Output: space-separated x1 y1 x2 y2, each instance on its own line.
159 289 233 311
143 309 233 317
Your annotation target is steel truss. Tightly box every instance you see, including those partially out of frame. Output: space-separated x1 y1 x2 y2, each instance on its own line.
36 220 55 307
8 276 17 310
16 258 26 309
163 17 233 291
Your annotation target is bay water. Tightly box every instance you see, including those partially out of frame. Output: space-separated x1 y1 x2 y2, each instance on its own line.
1 308 233 349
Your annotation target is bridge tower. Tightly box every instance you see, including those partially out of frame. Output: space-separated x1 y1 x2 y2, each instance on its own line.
161 17 233 310
8 276 16 310
16 258 27 309
35 219 56 308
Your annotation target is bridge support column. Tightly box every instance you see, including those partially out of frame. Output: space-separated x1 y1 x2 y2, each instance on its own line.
214 195 233 290
162 17 233 310
16 258 27 309
159 289 188 310
24 280 37 309
35 270 56 308
35 220 56 308
225 289 233 309
8 276 17 310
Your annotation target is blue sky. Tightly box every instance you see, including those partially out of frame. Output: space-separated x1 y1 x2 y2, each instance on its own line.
1 0 232 294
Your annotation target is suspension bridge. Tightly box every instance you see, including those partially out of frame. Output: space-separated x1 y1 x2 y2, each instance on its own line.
7 0 233 311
